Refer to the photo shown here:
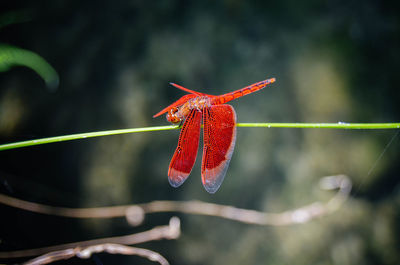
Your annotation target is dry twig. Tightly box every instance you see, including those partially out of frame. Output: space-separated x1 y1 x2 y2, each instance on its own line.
23 243 170 265
0 174 351 226
0 174 351 263
0 217 180 259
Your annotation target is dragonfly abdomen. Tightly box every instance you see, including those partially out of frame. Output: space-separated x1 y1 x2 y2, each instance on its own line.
211 78 276 105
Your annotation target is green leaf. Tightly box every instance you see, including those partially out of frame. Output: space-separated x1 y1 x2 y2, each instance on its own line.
0 43 59 90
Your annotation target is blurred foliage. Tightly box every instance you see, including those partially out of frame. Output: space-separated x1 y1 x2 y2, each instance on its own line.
0 44 59 90
0 1 399 265
0 8 58 89
0 9 33 29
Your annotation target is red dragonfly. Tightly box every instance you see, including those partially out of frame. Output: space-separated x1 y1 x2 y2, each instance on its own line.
154 78 276 193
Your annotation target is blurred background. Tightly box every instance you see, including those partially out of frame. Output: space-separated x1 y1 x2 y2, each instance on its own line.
0 0 399 264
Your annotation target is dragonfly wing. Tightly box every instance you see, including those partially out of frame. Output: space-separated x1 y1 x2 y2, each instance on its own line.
202 104 237 193
168 109 202 187
169 82 216 97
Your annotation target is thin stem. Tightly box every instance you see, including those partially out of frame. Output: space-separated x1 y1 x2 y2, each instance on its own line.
0 123 399 151
0 125 179 151
237 122 400 129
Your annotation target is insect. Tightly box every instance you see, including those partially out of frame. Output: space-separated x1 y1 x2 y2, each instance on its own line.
154 78 276 193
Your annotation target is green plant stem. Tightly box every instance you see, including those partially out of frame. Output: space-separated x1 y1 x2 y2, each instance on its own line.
237 122 400 129
0 123 399 151
0 125 179 151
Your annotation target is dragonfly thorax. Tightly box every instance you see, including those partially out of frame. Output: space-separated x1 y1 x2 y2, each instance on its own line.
166 96 211 124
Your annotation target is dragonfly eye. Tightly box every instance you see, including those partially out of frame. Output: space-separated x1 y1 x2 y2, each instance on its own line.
167 107 181 124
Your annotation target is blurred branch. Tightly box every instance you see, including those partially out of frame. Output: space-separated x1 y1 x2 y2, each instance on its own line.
0 124 399 151
0 217 180 259
0 175 350 263
23 243 170 265
0 175 351 226
141 174 352 226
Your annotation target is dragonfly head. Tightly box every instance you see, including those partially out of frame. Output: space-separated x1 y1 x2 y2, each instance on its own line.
166 107 182 124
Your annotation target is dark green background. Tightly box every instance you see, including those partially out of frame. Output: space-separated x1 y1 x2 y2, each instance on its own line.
0 1 399 264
